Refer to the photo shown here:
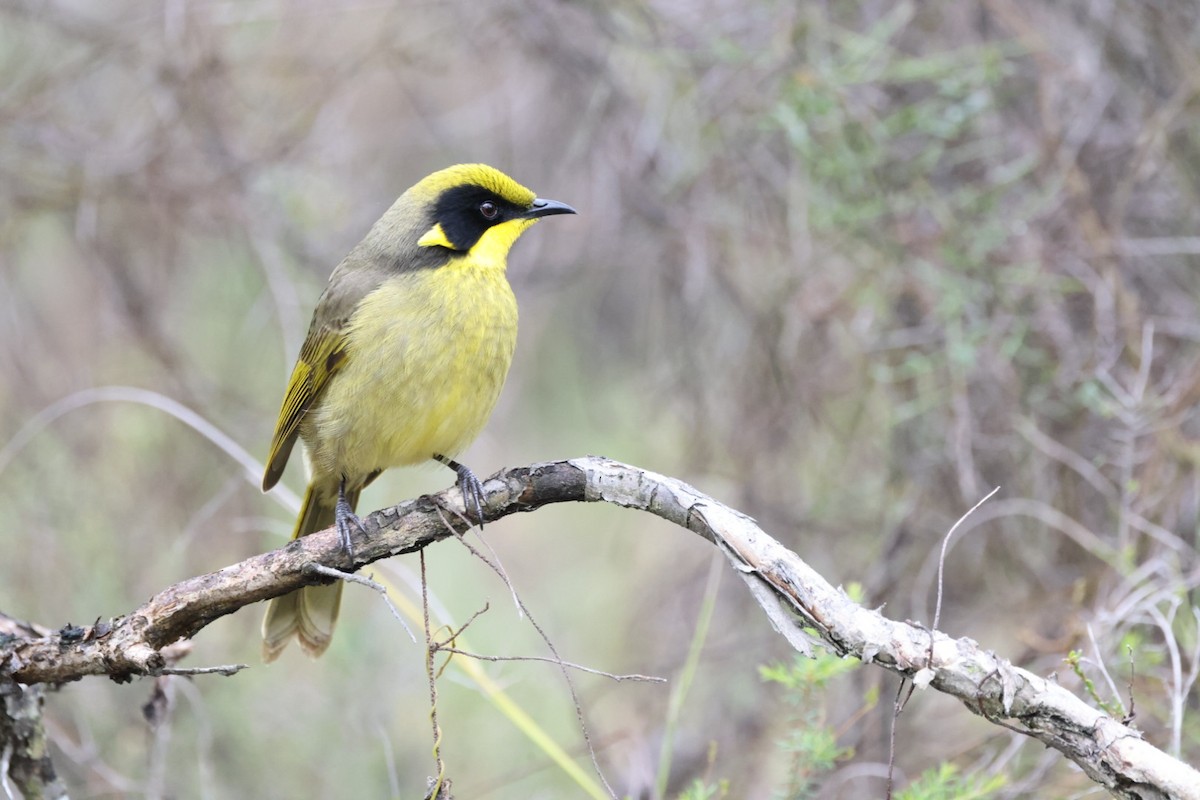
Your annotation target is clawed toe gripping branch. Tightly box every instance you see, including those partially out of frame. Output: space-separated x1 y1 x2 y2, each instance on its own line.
2 457 1198 800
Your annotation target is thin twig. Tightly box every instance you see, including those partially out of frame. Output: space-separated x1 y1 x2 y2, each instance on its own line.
885 678 913 800
421 551 447 797
933 486 1001 632
431 604 492 680
463 528 522 617
440 603 491 645
1146 602 1186 756
1085 623 1123 713
898 482 999 800
435 495 524 616
435 506 619 800
0 386 300 511
307 563 416 643
1124 645 1137 726
435 648 665 683
156 664 248 677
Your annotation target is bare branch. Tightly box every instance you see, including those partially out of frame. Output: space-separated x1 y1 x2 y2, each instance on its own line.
1 457 1196 799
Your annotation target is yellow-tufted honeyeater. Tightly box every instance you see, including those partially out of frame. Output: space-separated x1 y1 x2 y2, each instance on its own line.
260 164 575 661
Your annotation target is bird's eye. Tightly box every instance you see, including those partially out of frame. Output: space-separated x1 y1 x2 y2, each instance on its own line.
479 201 499 220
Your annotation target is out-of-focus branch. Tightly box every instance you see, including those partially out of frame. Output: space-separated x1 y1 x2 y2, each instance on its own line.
1 457 1196 799
0 653 67 800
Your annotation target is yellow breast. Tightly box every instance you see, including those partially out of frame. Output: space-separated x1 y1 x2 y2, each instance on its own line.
302 260 518 487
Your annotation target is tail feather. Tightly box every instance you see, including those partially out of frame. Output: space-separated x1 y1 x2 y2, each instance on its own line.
261 483 357 662
261 590 300 662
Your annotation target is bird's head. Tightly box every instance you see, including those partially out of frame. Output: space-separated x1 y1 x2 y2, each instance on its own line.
400 164 574 265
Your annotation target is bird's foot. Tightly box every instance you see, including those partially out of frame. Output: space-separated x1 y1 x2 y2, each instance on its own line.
335 482 364 556
434 455 486 527
455 464 486 527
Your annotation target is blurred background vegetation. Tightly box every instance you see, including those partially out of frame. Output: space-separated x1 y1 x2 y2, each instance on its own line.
2 0 1199 797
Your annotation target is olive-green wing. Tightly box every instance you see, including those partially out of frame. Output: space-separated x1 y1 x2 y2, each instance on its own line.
262 326 350 491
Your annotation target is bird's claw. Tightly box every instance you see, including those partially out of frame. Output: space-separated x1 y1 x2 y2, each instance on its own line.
432 455 487 528
455 464 486 527
433 455 487 527
335 485 363 557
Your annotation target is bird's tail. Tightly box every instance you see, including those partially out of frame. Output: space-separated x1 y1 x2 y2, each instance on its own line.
261 483 358 662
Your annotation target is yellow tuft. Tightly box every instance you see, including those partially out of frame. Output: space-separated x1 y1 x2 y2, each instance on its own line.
417 222 454 249
407 163 536 208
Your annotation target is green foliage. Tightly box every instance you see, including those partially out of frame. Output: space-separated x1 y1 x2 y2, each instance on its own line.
760 653 860 798
771 8 1023 251
1066 650 1127 718
677 777 730 800
759 651 859 694
895 763 1006 800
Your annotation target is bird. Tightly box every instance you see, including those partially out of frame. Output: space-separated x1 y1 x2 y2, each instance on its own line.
260 163 575 662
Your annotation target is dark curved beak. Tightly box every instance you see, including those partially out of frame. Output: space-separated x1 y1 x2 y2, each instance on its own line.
525 198 577 219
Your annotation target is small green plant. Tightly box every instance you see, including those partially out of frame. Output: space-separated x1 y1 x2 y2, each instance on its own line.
760 651 861 798
1066 649 1127 718
896 763 1006 800
676 777 730 800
